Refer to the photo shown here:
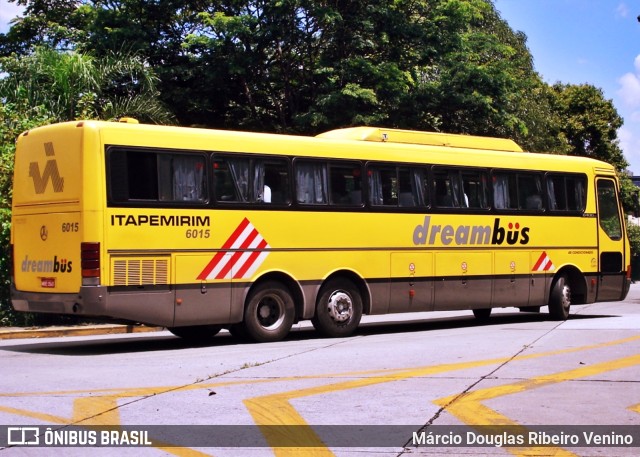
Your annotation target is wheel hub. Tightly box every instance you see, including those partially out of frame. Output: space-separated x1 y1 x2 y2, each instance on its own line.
256 295 285 329
259 304 271 319
327 291 353 322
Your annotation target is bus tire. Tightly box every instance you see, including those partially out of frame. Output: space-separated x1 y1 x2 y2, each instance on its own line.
549 274 571 320
168 325 222 341
243 281 295 342
312 279 362 338
472 308 492 321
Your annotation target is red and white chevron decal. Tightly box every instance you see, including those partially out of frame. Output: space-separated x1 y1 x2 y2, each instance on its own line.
532 251 555 272
197 218 270 280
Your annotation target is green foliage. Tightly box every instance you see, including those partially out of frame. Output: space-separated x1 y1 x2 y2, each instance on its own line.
618 173 640 217
551 83 627 170
0 0 629 162
0 47 174 124
627 224 640 258
0 45 174 325
0 98 53 326
0 0 92 53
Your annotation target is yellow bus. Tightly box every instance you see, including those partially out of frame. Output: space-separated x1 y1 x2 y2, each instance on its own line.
10 120 631 342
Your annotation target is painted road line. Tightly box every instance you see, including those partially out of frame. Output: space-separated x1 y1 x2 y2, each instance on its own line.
1 335 639 456
434 353 640 457
243 335 640 456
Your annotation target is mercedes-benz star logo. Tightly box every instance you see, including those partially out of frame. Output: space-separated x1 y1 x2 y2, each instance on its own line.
40 225 48 241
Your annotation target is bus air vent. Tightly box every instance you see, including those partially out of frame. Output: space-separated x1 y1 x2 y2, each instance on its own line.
112 257 169 286
316 127 524 152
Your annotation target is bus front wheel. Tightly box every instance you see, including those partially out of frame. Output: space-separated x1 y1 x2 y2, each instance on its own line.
243 281 295 342
312 279 362 338
549 274 571 321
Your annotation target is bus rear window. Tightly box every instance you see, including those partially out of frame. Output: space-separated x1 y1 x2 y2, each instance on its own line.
108 148 207 204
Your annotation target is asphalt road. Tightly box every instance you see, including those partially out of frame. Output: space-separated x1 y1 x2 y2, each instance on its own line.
1 285 639 457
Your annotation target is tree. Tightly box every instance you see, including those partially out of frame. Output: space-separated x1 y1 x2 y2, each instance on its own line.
0 47 174 123
0 102 53 326
0 0 92 53
1 0 551 139
551 83 627 170
0 46 173 325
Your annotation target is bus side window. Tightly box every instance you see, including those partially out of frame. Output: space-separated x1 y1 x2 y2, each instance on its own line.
547 175 566 210
462 170 488 209
407 167 428 207
330 162 362 205
547 174 587 211
258 160 290 204
295 161 328 204
433 169 460 207
492 173 517 209
398 168 416 207
368 165 397 206
214 157 247 202
567 176 586 211
108 149 132 201
159 154 207 202
518 174 542 210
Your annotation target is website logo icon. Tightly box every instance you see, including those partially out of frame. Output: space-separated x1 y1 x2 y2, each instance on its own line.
7 427 40 445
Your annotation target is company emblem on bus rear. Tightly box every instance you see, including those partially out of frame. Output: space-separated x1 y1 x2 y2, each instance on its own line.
29 142 65 194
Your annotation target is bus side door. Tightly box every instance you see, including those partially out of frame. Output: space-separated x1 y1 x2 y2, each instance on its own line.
595 178 627 301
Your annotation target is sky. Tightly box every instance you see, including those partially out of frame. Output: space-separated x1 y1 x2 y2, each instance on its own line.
2 0 640 173
494 0 640 175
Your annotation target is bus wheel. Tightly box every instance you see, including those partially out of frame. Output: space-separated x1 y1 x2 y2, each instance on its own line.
243 281 295 342
312 279 362 338
168 325 222 341
549 274 571 321
472 308 492 321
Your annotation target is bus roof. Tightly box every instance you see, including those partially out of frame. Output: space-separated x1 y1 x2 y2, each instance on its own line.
23 121 613 176
316 127 524 153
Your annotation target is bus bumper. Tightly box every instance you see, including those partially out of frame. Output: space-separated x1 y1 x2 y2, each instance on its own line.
11 283 80 316
10 284 174 327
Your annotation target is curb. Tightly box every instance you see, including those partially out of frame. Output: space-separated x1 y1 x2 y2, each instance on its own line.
0 325 165 340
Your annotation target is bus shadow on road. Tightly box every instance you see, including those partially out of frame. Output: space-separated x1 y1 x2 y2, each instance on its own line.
352 311 614 337
0 311 617 357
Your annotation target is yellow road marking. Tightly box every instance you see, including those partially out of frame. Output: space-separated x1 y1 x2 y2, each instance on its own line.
1 334 639 456
243 335 640 456
435 353 640 457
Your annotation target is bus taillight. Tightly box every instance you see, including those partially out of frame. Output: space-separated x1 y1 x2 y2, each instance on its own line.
81 242 101 286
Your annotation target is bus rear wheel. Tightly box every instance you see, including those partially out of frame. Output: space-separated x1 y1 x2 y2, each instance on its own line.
168 325 222 341
242 281 295 342
549 274 571 320
312 279 362 338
